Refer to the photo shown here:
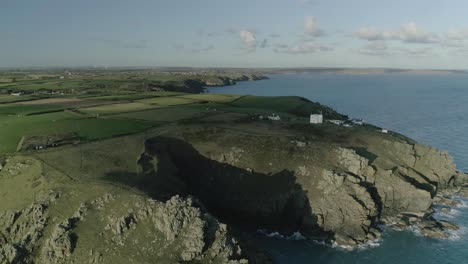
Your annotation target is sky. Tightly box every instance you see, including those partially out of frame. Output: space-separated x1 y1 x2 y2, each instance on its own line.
2 0 468 69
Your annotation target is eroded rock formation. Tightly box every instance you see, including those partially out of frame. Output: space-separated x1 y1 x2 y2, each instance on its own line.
0 121 466 263
135 126 467 247
0 157 252 264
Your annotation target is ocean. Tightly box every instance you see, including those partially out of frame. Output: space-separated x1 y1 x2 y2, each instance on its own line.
210 73 468 264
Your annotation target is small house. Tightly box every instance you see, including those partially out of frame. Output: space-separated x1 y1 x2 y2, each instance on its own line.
310 114 323 124
328 120 344 125
381 129 389 134
351 118 364 125
267 114 281 121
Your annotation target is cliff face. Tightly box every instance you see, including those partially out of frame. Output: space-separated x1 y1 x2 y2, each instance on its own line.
0 120 466 262
136 125 467 246
201 74 268 86
0 156 252 264
150 74 269 93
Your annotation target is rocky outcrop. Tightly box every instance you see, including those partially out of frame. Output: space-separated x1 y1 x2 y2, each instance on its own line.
99 195 249 263
149 74 268 93
150 196 246 262
0 191 60 264
133 125 467 247
0 192 250 263
201 74 268 87
1 119 466 261
0 154 254 264
41 202 86 264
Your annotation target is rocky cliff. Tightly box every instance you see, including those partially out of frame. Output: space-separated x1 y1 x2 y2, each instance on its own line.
134 124 467 247
150 74 269 93
0 120 466 263
0 156 255 264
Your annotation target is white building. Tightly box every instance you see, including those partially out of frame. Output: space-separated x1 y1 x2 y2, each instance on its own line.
310 114 323 124
328 120 344 125
381 129 389 134
351 118 364 125
267 114 281 121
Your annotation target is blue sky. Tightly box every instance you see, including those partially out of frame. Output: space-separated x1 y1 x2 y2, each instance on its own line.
2 0 468 69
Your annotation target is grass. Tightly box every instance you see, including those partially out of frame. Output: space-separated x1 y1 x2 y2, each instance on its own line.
0 72 191 93
0 95 37 103
0 104 65 115
110 105 211 122
83 91 187 101
79 102 160 115
177 93 242 103
136 96 199 106
231 96 307 113
229 95 344 119
59 118 156 139
0 86 348 155
0 92 317 155
83 94 152 101
0 112 156 153
2 80 72 90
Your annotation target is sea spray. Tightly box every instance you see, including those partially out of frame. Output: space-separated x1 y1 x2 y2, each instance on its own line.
257 229 306 240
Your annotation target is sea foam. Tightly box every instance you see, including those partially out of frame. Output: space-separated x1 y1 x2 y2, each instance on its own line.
256 229 306 240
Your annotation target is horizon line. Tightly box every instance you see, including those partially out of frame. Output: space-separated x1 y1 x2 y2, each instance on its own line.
1 66 468 72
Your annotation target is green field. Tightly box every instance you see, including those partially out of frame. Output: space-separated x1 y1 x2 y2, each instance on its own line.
110 104 213 122
177 93 242 103
231 96 307 112
0 68 346 156
136 96 199 106
0 112 156 153
83 91 186 101
1 80 85 91
0 104 65 115
0 94 38 103
0 93 337 154
0 71 200 94
79 102 160 115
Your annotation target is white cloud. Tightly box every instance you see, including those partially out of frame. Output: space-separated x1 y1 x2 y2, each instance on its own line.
354 27 390 41
445 28 468 41
359 40 390 56
274 41 332 54
239 30 257 52
396 47 434 57
397 22 439 43
354 22 439 44
359 40 434 57
304 16 323 37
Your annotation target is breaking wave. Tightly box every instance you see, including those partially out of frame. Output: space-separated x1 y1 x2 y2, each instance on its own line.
256 229 306 240
435 208 462 219
257 229 384 251
456 199 468 208
447 226 466 241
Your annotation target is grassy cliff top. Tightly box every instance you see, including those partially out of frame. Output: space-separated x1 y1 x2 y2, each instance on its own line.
0 89 350 154
0 69 266 95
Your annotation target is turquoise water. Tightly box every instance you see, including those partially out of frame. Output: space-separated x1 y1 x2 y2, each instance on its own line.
210 73 468 264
